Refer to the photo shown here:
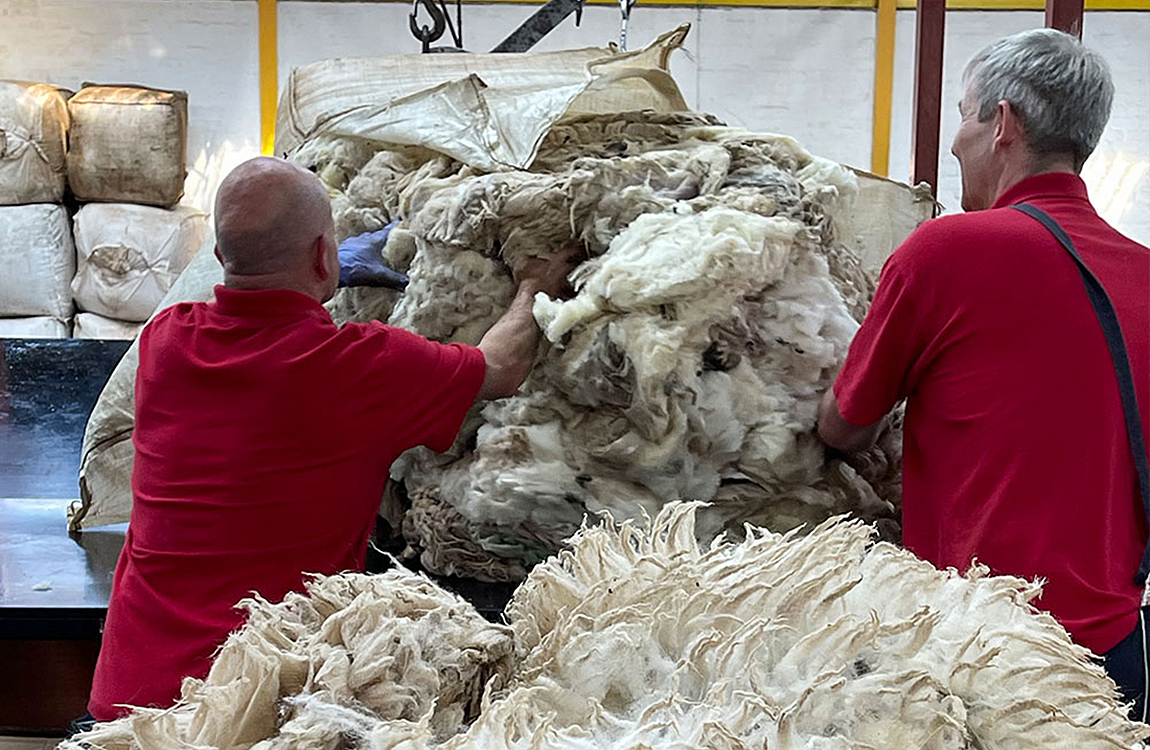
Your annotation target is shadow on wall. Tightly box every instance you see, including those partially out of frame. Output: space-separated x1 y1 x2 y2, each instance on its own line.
183 140 262 214
1081 150 1149 233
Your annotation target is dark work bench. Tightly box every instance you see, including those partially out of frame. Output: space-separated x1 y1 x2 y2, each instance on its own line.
0 499 126 640
0 339 131 498
0 338 132 733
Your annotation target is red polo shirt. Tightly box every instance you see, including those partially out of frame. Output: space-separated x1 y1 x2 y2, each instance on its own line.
835 173 1150 654
88 286 485 720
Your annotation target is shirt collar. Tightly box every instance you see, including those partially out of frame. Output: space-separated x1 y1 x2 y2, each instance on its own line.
992 172 1091 209
211 285 334 323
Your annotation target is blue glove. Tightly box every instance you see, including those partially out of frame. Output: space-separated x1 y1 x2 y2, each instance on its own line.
337 221 409 290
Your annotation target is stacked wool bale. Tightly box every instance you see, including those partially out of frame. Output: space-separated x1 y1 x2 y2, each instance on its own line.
290 111 903 582
62 503 1149 749
0 82 205 340
66 84 206 339
0 81 74 338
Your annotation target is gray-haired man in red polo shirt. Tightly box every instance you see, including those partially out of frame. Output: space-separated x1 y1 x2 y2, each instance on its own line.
818 29 1150 718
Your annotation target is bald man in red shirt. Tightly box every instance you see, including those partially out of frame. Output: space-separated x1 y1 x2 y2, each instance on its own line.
818 30 1150 718
85 157 578 722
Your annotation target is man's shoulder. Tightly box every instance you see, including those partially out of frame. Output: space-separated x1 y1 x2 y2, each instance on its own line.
901 208 1027 248
139 301 208 343
331 319 403 347
334 320 460 348
889 208 1032 273
328 321 484 390
329 320 450 363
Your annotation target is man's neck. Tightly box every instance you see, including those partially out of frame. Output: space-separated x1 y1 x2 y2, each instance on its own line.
222 272 322 302
993 155 1077 205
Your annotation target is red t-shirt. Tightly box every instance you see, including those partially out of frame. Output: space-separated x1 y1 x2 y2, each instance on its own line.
835 173 1150 654
88 286 485 720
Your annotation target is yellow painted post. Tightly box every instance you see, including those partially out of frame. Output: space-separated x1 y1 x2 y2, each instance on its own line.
871 0 896 175
258 0 278 155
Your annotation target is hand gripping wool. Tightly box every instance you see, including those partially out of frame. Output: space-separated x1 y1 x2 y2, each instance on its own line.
63 504 1149 749
300 111 903 581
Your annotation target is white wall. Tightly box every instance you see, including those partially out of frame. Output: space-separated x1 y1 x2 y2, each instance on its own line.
694 8 877 168
1080 12 1150 242
2 1 1147 240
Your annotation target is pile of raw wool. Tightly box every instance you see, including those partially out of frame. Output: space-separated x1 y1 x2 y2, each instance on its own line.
293 110 903 582
64 504 1147 750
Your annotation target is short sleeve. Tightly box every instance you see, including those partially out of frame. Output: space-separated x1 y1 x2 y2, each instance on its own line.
341 323 487 453
834 232 934 426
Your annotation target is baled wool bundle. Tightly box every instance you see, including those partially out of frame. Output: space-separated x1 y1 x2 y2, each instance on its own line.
0 202 75 319
66 85 188 207
0 80 69 204
0 316 70 338
63 504 1148 749
71 202 208 322
292 111 902 581
72 312 144 340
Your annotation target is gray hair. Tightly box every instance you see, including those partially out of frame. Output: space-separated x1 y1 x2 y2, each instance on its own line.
964 28 1114 171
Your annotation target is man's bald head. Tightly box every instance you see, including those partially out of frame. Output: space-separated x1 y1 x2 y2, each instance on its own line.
214 157 334 276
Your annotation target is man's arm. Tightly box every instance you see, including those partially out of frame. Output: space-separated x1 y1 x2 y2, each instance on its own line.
476 245 581 401
817 387 886 453
815 229 934 454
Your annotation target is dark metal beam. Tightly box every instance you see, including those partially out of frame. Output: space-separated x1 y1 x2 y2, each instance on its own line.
1045 0 1084 37
491 0 584 53
911 0 946 196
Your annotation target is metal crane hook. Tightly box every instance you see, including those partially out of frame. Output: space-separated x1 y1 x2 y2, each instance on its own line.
410 0 447 53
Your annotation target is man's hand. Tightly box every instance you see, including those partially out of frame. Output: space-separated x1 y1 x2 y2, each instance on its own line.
515 241 584 299
473 241 584 402
338 221 409 290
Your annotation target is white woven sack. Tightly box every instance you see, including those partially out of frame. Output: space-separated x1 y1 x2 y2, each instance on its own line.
73 313 144 340
0 315 70 338
0 203 74 318
71 203 207 322
72 233 221 531
846 169 937 276
0 80 69 205
276 26 689 170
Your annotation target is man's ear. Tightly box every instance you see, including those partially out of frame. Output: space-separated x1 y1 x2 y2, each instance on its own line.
993 100 1023 151
214 244 225 267
313 235 330 280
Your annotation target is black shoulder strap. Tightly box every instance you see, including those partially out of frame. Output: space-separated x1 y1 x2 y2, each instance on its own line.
1013 202 1150 587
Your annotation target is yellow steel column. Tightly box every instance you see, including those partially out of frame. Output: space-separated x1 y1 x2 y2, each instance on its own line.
258 0 278 155
870 0 896 175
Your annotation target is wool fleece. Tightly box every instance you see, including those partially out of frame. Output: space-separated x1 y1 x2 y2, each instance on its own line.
291 111 903 581
62 504 1147 749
